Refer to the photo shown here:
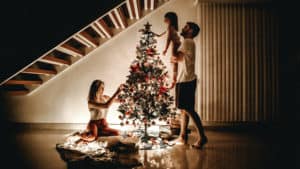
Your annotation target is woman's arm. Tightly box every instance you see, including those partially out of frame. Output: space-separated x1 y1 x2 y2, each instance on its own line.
105 86 121 106
88 85 122 109
88 100 110 109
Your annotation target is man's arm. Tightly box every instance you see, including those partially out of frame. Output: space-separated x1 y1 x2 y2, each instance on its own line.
169 51 185 89
171 51 185 63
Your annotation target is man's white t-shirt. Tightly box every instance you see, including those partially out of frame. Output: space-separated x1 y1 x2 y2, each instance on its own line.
177 38 197 83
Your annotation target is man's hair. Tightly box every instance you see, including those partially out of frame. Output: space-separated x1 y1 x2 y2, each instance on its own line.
187 22 200 38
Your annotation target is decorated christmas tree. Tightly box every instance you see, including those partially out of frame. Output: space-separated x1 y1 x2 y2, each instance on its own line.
118 22 176 139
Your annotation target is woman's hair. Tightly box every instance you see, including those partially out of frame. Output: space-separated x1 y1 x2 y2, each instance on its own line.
88 80 104 101
164 12 178 31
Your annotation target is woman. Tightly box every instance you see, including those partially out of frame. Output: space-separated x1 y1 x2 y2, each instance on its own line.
80 80 122 142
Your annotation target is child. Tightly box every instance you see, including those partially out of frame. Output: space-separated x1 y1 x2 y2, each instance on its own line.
155 12 181 88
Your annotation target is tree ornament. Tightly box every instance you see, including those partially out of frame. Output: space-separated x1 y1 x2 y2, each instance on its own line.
143 62 150 67
143 117 147 123
117 22 176 139
146 48 155 56
131 63 140 72
159 86 168 94
125 111 131 116
145 75 150 82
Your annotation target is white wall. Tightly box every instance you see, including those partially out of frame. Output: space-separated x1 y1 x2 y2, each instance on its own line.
7 0 197 123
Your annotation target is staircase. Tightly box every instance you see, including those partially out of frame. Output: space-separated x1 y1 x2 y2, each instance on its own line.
0 0 170 96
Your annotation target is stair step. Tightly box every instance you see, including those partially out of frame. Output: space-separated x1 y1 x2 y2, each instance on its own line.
78 31 99 47
5 79 43 85
0 0 169 95
56 44 85 57
5 90 29 96
23 68 57 75
40 56 71 66
98 19 113 38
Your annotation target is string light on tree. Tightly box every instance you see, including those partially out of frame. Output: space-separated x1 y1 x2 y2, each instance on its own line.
118 22 176 140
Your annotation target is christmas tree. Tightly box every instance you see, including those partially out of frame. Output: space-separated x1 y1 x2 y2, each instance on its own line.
118 22 176 139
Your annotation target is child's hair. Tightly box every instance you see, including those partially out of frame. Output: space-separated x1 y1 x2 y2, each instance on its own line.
88 80 104 101
164 12 178 31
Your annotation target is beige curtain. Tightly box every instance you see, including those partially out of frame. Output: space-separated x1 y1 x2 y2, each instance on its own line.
195 2 279 122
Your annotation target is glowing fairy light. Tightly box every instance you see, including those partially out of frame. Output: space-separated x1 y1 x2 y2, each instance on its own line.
62 135 108 154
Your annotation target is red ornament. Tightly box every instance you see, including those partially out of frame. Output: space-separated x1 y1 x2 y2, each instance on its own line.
125 120 129 125
143 62 150 67
159 86 168 94
118 115 123 120
143 118 147 123
151 121 156 125
146 48 155 56
130 63 140 72
145 76 150 82
125 111 131 116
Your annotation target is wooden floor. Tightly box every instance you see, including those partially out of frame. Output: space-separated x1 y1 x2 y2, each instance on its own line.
11 128 284 169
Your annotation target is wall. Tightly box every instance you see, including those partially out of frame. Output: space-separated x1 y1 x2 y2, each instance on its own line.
6 0 279 124
7 0 197 124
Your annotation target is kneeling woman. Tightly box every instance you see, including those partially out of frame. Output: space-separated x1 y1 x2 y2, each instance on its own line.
80 80 122 142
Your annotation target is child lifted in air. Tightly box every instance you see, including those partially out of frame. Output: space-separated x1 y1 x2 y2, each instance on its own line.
155 12 181 88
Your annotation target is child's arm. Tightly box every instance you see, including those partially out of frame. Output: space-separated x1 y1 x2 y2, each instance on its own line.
163 30 172 56
153 31 166 37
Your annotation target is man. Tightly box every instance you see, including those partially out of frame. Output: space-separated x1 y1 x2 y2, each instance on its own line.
170 22 208 149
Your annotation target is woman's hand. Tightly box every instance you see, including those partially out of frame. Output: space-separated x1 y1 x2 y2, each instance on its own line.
118 84 125 92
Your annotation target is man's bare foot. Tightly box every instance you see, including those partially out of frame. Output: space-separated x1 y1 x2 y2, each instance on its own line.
168 137 187 146
192 136 208 149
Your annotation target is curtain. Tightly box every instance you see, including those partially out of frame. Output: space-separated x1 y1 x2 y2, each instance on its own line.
195 2 279 122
